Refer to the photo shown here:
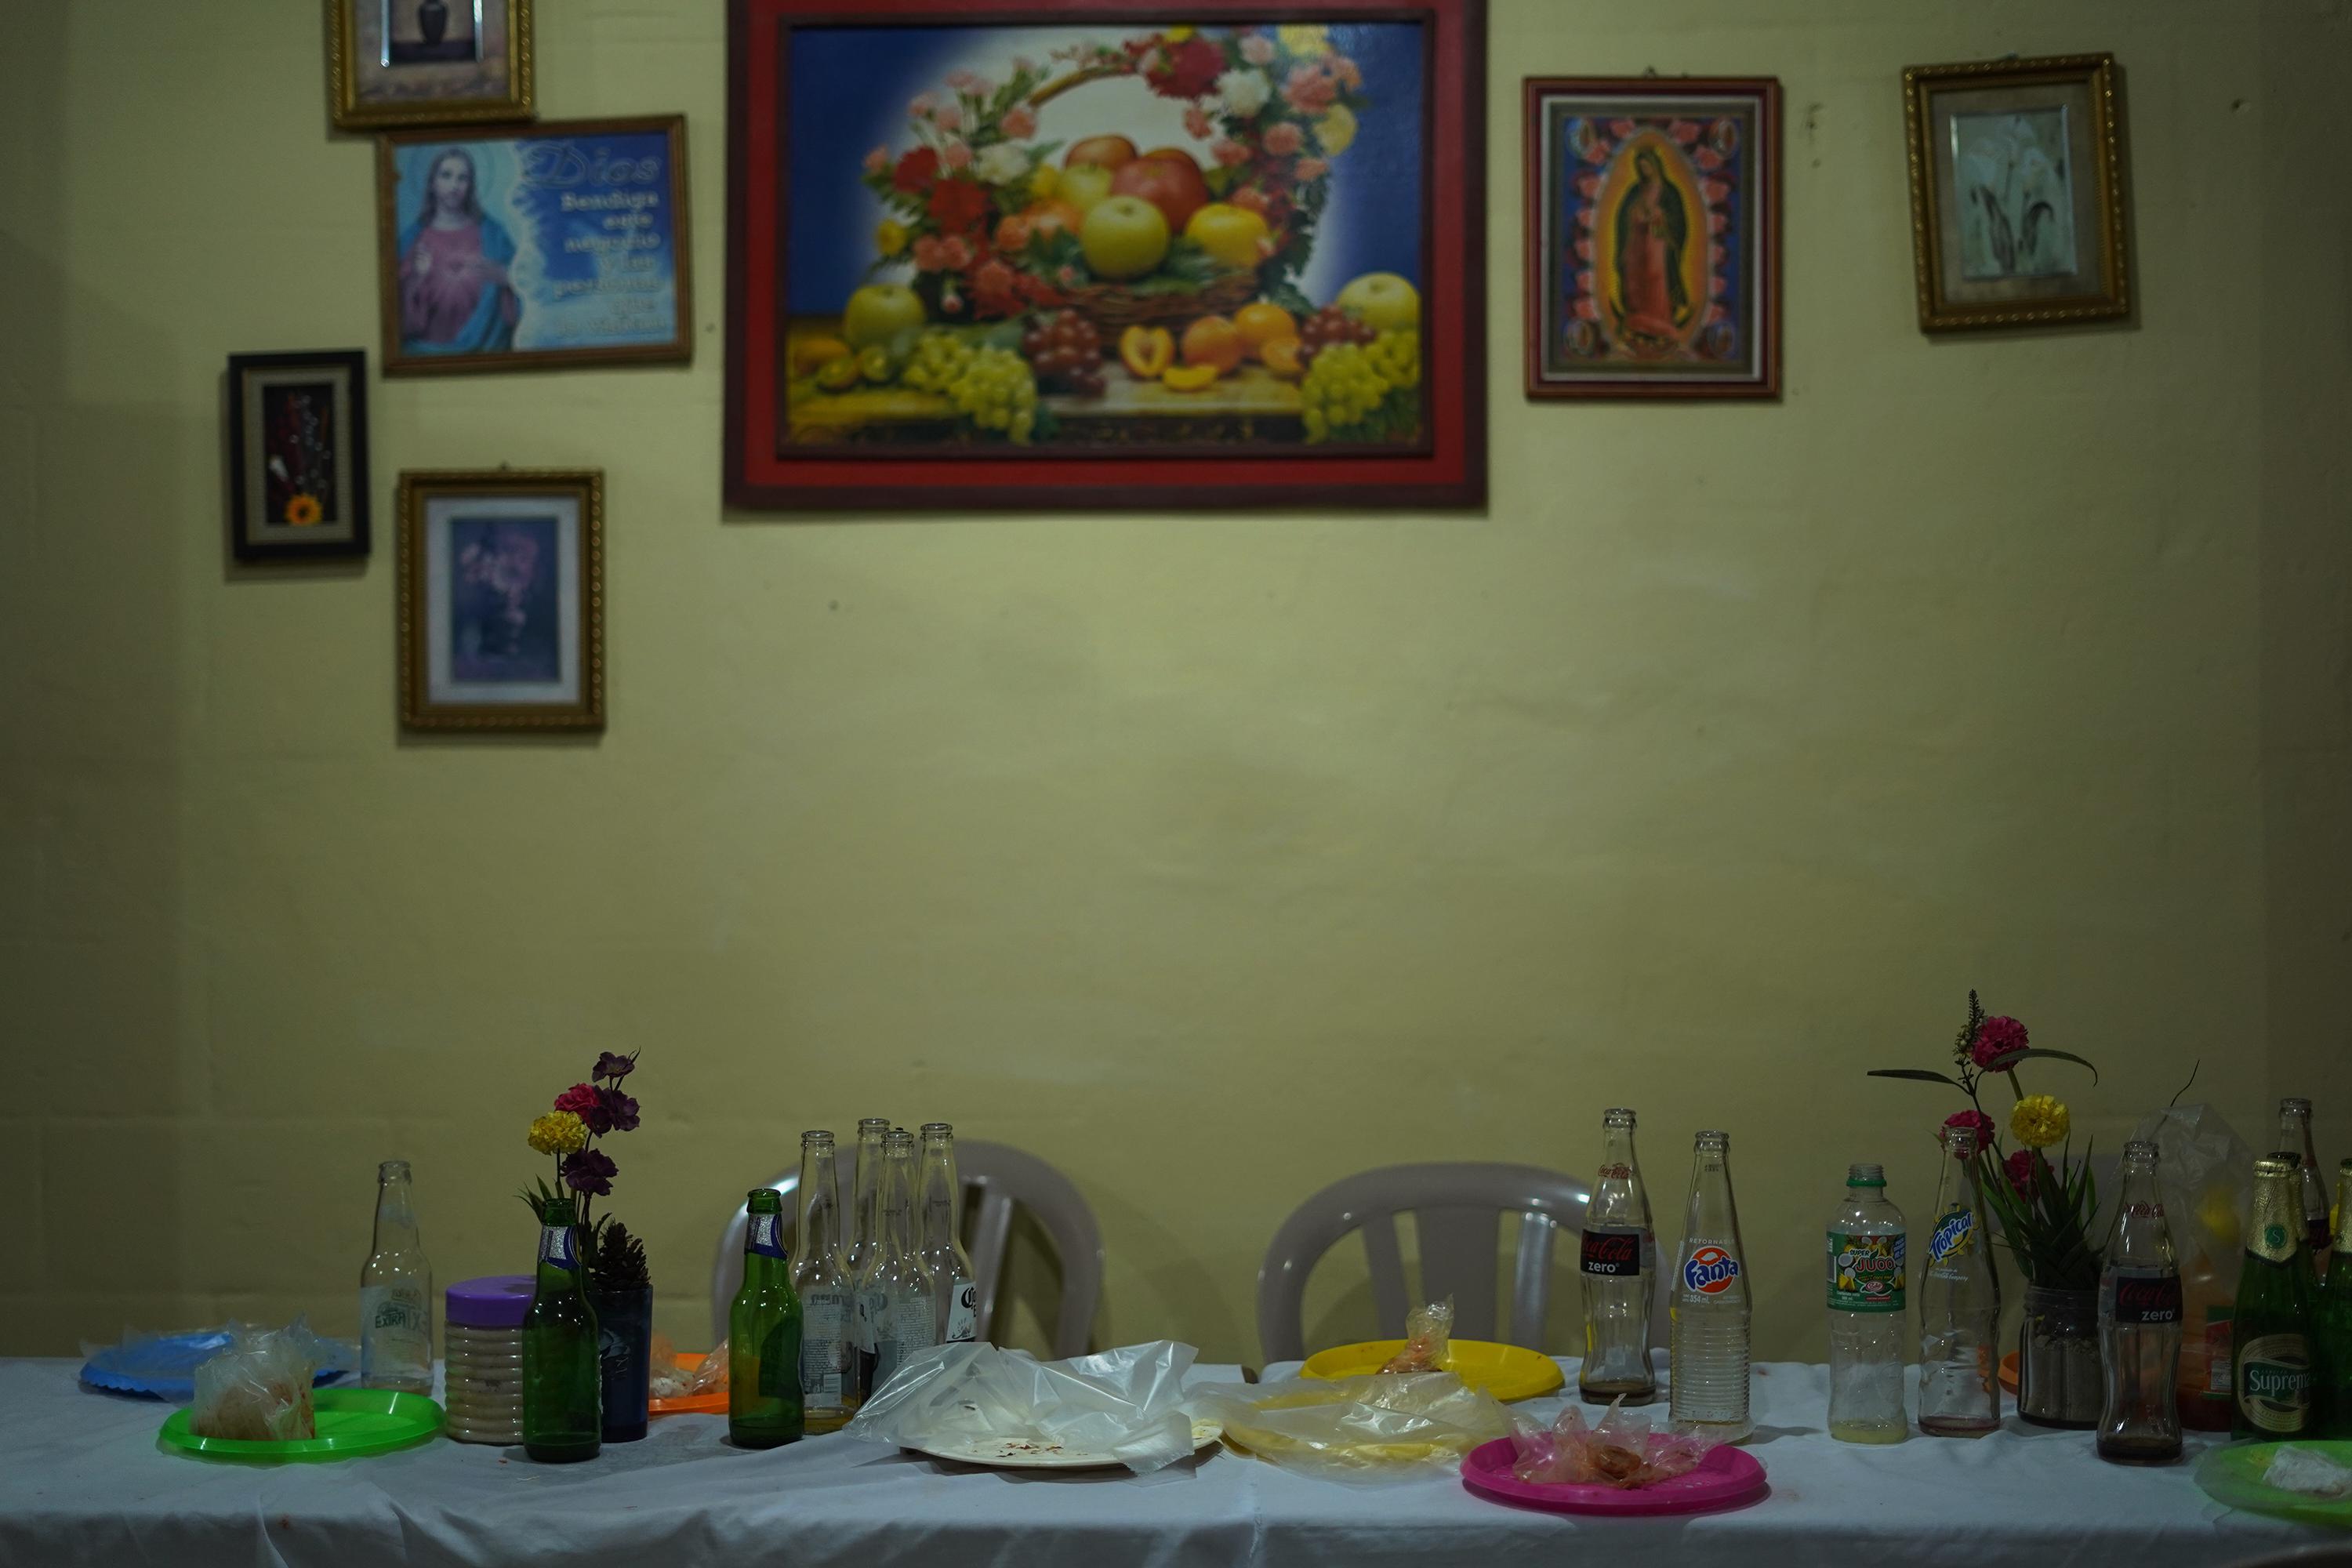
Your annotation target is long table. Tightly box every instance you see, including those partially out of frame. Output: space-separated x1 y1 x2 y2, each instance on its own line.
0 1356 2328 1566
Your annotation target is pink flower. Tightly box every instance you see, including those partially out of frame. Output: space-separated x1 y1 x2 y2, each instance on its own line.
1263 121 1305 156
1609 118 1635 137
1668 119 1701 143
554 1083 599 1120
1282 64 1338 114
941 285 964 315
909 93 936 118
1185 104 1214 140
1330 55 1362 89
1693 145 1724 171
864 145 891 176
941 138 973 170
1944 1109 1998 1154
1971 1016 2031 1070
1012 56 1037 75
1211 138 1250 168
1000 104 1038 139
2005 1149 2038 1199
941 234 974 270
1572 296 1599 321
1056 263 1082 289
1293 157 1328 181
1576 269 1595 296
944 69 982 93
1240 33 1276 65
1573 238 1592 261
911 234 946 271
932 103 963 132
1575 173 1601 199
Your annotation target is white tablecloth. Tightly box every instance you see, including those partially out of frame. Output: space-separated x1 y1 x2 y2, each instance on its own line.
0 1356 2327 1567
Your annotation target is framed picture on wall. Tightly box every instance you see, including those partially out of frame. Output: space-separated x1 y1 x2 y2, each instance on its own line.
376 116 693 375
724 0 1488 510
1902 53 2131 332
226 349 372 562
398 470 604 731
1523 77 1781 400
328 0 535 131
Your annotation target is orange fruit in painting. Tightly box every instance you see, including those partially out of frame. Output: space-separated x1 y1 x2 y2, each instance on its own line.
1179 314 1245 375
1117 324 1175 380
1233 303 1298 359
993 213 1034 254
1161 362 1221 391
1260 335 1304 379
1022 198 1083 241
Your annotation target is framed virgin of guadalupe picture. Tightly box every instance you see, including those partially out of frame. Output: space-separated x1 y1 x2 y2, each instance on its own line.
328 0 535 131
1902 53 2131 332
1523 76 1781 400
226 349 371 561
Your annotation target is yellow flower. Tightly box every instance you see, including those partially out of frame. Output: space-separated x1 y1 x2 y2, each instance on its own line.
284 492 323 526
1164 24 1196 42
2010 1094 2070 1149
875 219 909 258
1029 163 1060 201
528 1110 589 1156
1278 24 1331 56
1316 103 1358 156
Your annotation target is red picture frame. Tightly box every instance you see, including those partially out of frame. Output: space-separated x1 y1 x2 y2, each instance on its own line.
726 0 1486 510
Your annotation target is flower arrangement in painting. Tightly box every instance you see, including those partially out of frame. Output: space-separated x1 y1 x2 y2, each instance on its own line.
265 390 333 526
521 1050 644 1276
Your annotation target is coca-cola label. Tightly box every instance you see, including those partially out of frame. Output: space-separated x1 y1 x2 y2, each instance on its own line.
1826 1230 1905 1312
1680 1244 1740 1296
2236 1334 2313 1434
2104 1270 2181 1327
1926 1209 1973 1264
1581 1227 1645 1278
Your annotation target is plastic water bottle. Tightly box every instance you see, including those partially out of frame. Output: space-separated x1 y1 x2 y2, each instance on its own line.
1669 1130 1751 1439
1827 1161 1907 1443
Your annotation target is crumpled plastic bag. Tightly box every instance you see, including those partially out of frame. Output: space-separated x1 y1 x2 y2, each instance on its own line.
2264 1446 2352 1500
2132 1103 2254 1281
1508 1396 1720 1488
1192 1372 1508 1484
191 1319 331 1441
1378 1298 1454 1374
844 1340 1201 1475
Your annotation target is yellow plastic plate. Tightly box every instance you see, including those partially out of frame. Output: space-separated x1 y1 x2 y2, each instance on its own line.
1299 1340 1565 1402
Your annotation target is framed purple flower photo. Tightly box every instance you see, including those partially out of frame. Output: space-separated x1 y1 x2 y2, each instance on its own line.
226 349 371 561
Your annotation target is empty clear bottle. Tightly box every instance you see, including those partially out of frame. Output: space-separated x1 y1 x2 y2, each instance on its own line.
792 1131 858 1432
729 1187 804 1448
843 1117 891 1395
917 1123 980 1345
2097 1138 2183 1463
1669 1130 1750 1439
2280 1098 2332 1267
359 1159 433 1394
858 1129 935 1393
1828 1162 1907 1443
1917 1124 1998 1437
1579 1109 1657 1404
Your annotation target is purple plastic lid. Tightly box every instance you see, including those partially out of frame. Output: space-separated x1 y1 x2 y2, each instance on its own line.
446 1275 532 1329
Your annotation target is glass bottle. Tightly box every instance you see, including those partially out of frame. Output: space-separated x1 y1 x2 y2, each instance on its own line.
1668 1130 1750 1439
2316 1160 2352 1438
917 1123 979 1345
1917 1124 1998 1436
843 1118 891 1395
2232 1154 2318 1438
2280 1098 2332 1269
2096 1139 2183 1463
521 1197 601 1462
1827 1162 1908 1443
358 1159 433 1395
792 1131 858 1432
729 1187 804 1447
860 1129 935 1393
1578 1108 1657 1404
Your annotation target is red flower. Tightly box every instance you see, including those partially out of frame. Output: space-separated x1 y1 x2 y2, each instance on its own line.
927 177 992 234
894 147 940 192
1971 1016 2031 1070
971 257 1022 316
553 1083 599 1120
1148 35 1225 100
1944 1109 1998 1154
2005 1149 2038 1199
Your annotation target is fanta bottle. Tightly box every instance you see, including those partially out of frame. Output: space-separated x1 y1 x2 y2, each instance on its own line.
1828 1162 1909 1443
1670 1130 1751 1439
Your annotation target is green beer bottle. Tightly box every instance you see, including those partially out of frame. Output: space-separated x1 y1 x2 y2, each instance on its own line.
730 1188 804 1448
2318 1159 2352 1437
2232 1155 2318 1439
522 1197 601 1462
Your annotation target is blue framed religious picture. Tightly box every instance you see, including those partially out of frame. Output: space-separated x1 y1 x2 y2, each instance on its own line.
398 470 604 731
375 116 691 375
328 0 535 131
226 349 371 561
1523 77 1781 400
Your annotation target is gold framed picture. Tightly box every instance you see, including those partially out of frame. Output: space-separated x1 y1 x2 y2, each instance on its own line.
328 0 534 131
1902 53 2130 332
398 470 603 732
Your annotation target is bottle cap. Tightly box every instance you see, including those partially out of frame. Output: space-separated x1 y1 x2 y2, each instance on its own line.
1603 1107 1636 1127
447 1275 532 1328
1846 1163 1886 1187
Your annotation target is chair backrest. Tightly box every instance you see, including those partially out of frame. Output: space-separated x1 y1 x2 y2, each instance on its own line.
1258 1161 1633 1363
708 1138 1103 1359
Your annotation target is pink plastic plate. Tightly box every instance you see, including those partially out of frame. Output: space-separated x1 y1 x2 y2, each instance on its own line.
1460 1439 1769 1517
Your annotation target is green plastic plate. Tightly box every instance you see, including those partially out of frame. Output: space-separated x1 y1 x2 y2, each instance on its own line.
160 1387 444 1463
2194 1439 2352 1526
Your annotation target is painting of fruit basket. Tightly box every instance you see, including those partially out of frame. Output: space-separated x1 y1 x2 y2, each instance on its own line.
726 0 1486 510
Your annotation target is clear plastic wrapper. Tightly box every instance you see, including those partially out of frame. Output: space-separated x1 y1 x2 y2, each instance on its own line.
1377 1298 1455 1374
189 1319 331 1442
1192 1372 1507 1484
844 1340 1200 1475
1508 1396 1722 1488
2131 1103 2255 1279
688 1336 728 1394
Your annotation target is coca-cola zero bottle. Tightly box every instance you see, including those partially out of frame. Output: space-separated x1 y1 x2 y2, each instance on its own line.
1579 1107 1657 1405
2097 1138 2183 1463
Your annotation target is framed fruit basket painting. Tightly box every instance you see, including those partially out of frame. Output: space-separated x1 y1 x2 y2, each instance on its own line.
725 0 1486 510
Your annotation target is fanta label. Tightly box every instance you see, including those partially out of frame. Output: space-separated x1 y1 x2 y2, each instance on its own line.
1680 1244 1741 1296
1826 1230 1905 1312
1926 1209 1973 1264
1581 1227 1645 1278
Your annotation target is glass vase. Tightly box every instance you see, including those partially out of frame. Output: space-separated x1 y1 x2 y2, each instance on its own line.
2018 1284 2101 1428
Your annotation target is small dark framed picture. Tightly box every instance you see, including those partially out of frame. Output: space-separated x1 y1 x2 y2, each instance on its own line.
1902 53 2131 332
399 470 603 731
227 350 371 561
1524 77 1781 400
328 0 535 132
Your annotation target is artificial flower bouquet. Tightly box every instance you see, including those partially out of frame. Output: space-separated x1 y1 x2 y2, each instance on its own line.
521 1050 643 1278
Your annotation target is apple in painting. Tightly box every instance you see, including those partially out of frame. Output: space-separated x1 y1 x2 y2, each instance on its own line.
1111 151 1210 234
1079 195 1171 280
1058 162 1118 216
1184 203 1270 270
841 283 925 348
1335 272 1421 332
1064 134 1137 171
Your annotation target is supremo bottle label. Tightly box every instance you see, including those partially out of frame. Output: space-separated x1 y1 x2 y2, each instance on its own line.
748 1213 787 1260
2103 1269 2182 1327
2237 1334 2313 1433
1680 1245 1741 1297
540 1223 577 1270
1827 1231 1905 1312
1581 1227 1645 1278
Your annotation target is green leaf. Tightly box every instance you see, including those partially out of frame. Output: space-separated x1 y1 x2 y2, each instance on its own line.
2002 1048 2100 1083
1867 1068 1968 1090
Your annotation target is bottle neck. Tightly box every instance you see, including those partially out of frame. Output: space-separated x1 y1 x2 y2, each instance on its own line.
2280 1106 2312 1156
2336 1167 2352 1253
880 1151 914 1255
920 1143 960 1254
1593 1127 1645 1225
373 1174 422 1255
855 1135 885 1247
799 1147 840 1259
537 1218 582 1287
2105 1160 2172 1266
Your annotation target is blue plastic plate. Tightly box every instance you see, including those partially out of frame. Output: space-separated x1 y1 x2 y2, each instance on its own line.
82 1331 353 1402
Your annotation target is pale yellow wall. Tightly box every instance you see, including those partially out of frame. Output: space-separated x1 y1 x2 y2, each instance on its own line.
2 0 2347 1367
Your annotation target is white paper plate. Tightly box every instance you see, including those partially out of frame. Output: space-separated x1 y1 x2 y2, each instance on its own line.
907 1419 1222 1470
